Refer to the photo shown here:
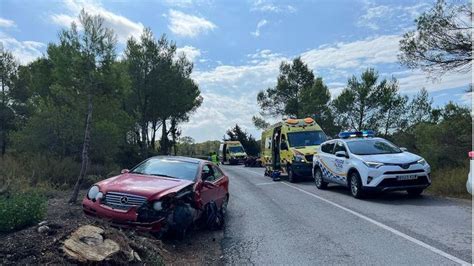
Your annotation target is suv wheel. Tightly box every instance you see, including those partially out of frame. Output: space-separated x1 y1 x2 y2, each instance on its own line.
314 167 327 189
287 166 297 183
349 171 364 198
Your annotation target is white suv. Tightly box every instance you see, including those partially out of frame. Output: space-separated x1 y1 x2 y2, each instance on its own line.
312 131 431 198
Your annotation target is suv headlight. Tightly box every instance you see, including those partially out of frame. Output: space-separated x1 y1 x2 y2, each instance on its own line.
364 161 384 168
87 185 100 200
294 154 305 163
417 158 427 166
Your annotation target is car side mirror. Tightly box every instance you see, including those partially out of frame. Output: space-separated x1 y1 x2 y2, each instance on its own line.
400 147 408 152
280 142 288 150
335 151 348 158
121 169 129 174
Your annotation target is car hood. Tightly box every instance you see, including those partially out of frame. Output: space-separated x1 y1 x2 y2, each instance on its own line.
356 152 421 164
96 173 194 199
292 145 320 155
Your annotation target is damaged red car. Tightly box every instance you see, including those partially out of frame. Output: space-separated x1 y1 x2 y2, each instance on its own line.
82 156 229 236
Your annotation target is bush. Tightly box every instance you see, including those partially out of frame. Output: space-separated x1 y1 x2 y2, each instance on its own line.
0 192 47 232
428 165 470 199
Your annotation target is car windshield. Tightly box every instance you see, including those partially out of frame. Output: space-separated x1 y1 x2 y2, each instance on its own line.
287 131 327 147
131 158 199 181
229 146 244 153
346 139 402 155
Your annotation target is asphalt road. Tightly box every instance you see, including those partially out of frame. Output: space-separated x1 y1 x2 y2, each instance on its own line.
220 165 472 265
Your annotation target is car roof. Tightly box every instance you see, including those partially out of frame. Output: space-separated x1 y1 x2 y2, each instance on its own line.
148 155 205 164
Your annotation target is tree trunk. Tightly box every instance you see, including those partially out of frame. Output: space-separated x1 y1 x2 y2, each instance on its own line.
160 118 169 155
1 77 5 157
69 93 93 204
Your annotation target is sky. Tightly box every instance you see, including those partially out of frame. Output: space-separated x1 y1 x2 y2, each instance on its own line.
0 0 472 142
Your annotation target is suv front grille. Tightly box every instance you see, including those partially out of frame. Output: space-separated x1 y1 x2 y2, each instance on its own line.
102 192 147 210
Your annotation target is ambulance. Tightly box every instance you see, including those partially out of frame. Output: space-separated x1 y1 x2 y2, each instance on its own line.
219 141 248 165
261 117 327 182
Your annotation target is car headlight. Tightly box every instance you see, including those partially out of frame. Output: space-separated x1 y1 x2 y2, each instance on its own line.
87 185 100 200
294 154 305 162
417 158 427 166
364 161 384 168
153 201 163 211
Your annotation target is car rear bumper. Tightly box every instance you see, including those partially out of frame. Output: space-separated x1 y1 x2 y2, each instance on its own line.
82 198 165 232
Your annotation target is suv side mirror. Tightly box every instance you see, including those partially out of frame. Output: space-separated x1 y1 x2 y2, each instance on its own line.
121 169 129 174
400 147 408 152
280 142 288 150
335 151 348 158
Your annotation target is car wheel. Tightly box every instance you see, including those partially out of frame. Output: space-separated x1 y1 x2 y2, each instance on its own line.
221 195 229 216
287 165 297 183
349 171 364 198
314 167 327 189
407 188 424 196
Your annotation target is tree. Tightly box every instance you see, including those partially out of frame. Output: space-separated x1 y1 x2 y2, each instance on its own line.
252 115 270 130
375 79 408 136
399 0 472 75
333 68 385 131
66 10 117 203
407 88 434 126
257 57 314 117
0 45 17 156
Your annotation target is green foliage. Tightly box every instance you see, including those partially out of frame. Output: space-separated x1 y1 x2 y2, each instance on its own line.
427 165 470 199
399 0 472 75
176 138 221 157
0 192 47 232
0 45 18 156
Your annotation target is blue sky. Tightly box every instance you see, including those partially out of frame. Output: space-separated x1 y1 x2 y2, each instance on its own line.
0 0 471 142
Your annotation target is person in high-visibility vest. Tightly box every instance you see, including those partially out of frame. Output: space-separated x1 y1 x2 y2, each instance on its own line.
211 151 219 165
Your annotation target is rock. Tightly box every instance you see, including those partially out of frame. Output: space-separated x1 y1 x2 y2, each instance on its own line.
133 251 142 262
38 225 50 234
62 225 120 262
38 221 48 226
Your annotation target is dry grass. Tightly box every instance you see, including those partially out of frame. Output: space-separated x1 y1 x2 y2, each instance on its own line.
427 165 471 199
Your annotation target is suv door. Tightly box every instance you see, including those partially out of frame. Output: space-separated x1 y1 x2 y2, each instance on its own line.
319 141 336 182
333 141 349 185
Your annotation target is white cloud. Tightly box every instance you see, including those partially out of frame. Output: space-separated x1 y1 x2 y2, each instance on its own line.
251 19 268 37
357 1 430 31
251 0 296 13
176 45 201 62
50 0 144 43
167 9 216 38
0 33 45 65
0 18 16 28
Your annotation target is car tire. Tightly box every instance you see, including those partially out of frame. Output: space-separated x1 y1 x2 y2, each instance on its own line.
287 165 297 183
349 171 364 199
314 167 328 189
221 195 229 217
407 188 424 196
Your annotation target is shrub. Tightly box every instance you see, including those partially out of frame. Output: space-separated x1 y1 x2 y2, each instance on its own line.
428 165 470 199
0 192 47 232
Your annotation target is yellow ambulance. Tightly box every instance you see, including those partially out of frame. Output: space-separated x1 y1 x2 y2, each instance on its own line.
260 117 327 182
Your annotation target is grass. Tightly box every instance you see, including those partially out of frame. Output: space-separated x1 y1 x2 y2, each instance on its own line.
427 165 471 199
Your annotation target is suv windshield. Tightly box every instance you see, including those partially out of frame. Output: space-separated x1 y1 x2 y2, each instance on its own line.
346 139 402 155
287 131 327 147
131 158 198 181
228 146 244 153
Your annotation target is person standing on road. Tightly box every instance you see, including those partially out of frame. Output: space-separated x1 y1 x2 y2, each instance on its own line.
211 151 219 165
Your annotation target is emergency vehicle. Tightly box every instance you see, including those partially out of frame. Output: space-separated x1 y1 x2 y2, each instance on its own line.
312 131 431 198
218 141 248 165
261 117 327 182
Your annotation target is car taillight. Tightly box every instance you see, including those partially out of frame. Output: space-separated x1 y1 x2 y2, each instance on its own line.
469 151 474 159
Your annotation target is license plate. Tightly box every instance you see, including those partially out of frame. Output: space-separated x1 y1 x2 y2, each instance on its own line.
396 175 418 181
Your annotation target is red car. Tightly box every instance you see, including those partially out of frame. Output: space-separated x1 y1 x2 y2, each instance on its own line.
82 156 229 235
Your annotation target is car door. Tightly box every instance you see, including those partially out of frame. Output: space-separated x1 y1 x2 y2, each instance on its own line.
319 141 336 182
333 141 349 185
198 164 220 207
211 165 229 207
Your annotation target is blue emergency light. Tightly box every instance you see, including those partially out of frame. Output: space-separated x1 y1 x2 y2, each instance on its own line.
338 130 375 139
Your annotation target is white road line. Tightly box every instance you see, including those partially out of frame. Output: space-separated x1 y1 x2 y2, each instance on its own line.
282 182 470 265
255 182 279 186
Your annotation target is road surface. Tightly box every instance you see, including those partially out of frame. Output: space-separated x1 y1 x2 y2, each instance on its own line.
220 165 472 265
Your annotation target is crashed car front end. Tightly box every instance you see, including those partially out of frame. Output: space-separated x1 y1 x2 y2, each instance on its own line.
82 184 197 233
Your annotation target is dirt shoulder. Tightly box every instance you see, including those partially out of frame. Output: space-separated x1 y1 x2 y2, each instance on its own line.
0 190 224 265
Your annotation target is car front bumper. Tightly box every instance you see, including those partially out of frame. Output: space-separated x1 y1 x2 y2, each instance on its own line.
82 198 165 232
